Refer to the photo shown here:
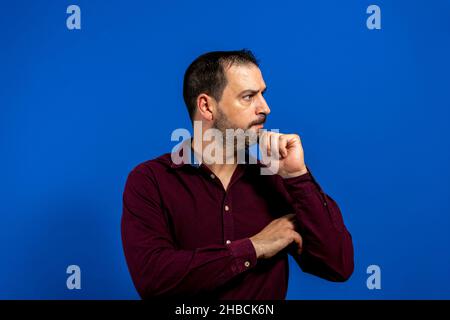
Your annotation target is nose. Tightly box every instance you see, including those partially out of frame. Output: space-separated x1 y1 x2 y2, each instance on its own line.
256 94 271 116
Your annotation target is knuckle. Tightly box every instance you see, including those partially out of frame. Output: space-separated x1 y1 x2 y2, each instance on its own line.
284 222 293 230
287 230 296 239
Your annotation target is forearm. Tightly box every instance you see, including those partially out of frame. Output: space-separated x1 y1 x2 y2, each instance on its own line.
122 212 257 298
283 171 354 281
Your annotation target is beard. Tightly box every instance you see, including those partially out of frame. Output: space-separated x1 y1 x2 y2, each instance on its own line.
212 106 262 157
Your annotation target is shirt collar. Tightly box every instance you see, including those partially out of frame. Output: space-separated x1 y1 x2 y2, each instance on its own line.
170 139 253 169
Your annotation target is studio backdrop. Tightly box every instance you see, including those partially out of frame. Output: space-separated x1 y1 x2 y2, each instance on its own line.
1 0 449 299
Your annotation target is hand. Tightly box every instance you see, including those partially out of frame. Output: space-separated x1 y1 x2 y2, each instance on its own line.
249 213 303 259
259 131 308 178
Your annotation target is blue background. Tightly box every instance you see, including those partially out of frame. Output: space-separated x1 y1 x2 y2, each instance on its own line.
1 0 449 299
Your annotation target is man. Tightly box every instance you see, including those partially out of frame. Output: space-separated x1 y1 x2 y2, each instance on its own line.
121 50 354 300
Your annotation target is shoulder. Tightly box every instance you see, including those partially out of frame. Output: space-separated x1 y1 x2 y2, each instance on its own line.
130 153 173 174
124 153 175 188
122 153 175 200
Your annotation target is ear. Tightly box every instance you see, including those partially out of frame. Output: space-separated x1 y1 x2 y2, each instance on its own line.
196 93 215 122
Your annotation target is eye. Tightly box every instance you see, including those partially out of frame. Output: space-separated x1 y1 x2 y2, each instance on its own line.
243 94 253 101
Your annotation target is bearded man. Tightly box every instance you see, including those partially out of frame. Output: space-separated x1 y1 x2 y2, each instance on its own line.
121 50 354 300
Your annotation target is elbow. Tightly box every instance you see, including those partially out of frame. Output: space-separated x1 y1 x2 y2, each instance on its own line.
124 258 171 300
305 243 355 282
316 256 353 283
137 281 201 301
133 270 192 300
332 259 354 282
133 272 177 300
297 252 354 283
332 231 355 282
136 280 172 300
330 245 355 282
136 281 156 300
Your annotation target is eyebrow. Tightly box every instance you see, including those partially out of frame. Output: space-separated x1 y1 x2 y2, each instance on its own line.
239 87 267 96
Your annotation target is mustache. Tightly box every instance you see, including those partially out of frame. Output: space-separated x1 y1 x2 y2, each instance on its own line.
248 115 267 128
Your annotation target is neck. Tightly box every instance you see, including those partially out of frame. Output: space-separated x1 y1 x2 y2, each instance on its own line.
191 135 238 177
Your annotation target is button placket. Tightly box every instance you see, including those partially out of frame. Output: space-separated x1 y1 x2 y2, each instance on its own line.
222 196 234 246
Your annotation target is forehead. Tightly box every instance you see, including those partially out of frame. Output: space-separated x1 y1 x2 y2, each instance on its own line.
223 63 266 93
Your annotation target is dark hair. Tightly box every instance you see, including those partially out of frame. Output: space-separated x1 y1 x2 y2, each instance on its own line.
183 49 259 122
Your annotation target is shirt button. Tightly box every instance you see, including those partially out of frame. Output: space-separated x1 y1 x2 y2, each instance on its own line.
210 174 215 179
224 205 230 212
226 240 231 244
323 201 327 206
244 261 250 268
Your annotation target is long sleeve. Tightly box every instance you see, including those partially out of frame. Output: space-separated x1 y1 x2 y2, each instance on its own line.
121 167 257 299
282 168 354 282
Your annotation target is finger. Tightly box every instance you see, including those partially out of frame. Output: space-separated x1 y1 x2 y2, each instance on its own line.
283 214 298 229
291 217 300 229
291 231 303 254
266 132 272 157
287 134 301 149
258 131 269 162
271 132 281 159
279 135 288 158
284 219 295 229
290 216 299 227
283 213 296 220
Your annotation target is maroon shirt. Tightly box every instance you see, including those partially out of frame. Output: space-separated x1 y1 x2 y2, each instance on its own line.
121 148 354 300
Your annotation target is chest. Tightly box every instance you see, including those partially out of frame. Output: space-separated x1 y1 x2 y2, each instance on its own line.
160 174 291 250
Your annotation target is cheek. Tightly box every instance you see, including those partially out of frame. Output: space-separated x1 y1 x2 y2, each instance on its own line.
222 99 256 127
241 107 257 123
230 109 254 127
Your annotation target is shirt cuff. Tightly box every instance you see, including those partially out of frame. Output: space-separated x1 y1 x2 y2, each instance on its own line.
282 171 318 198
227 238 257 274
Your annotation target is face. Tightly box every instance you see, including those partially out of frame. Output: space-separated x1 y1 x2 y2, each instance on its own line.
213 63 271 136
